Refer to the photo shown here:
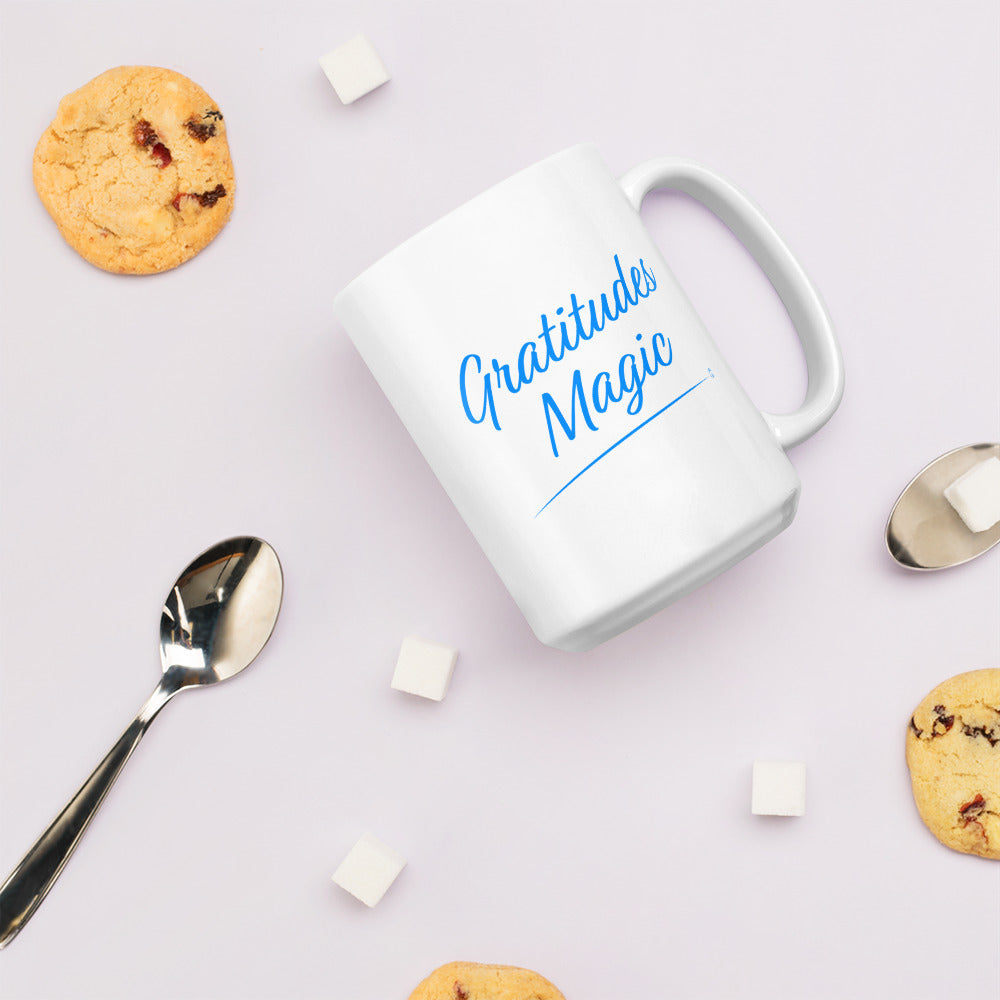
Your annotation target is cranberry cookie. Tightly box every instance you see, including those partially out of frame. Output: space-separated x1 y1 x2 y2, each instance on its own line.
33 66 234 274
408 962 566 1000
906 668 1000 860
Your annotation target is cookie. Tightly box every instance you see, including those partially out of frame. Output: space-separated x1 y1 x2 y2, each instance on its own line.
906 668 1000 860
33 66 234 274
408 962 566 1000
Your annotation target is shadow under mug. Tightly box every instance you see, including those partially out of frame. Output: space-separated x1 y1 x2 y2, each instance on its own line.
335 144 844 651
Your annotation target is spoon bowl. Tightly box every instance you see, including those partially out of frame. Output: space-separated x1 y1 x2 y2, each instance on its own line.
160 536 284 685
886 443 1000 570
0 536 283 948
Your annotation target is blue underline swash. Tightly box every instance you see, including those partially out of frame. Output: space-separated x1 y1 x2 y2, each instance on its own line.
534 375 711 517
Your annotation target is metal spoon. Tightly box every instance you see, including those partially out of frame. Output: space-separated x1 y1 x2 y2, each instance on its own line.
886 443 1000 569
0 536 283 948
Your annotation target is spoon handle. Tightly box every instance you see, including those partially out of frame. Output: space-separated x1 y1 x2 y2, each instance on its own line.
0 684 171 948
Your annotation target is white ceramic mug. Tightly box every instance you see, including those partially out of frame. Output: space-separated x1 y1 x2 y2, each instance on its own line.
335 144 844 651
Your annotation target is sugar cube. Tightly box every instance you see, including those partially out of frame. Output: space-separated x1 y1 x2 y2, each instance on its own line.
751 760 806 816
319 35 390 105
391 636 458 701
944 456 1000 533
331 833 406 907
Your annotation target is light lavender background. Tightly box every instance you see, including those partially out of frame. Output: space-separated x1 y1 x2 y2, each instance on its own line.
1 2 997 998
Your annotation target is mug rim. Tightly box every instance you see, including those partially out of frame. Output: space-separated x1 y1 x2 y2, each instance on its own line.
333 142 598 308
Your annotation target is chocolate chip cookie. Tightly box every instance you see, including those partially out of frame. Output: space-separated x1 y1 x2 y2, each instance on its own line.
33 66 234 274
408 962 566 1000
906 668 999 859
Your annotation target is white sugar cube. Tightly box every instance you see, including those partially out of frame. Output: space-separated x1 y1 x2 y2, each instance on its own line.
331 833 406 907
944 456 1000 533
391 636 458 701
319 35 390 105
751 760 806 816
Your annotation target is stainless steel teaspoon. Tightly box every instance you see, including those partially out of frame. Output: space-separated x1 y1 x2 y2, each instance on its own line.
0 536 283 948
886 443 1000 569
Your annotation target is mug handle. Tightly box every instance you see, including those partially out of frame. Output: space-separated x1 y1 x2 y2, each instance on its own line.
619 158 844 449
